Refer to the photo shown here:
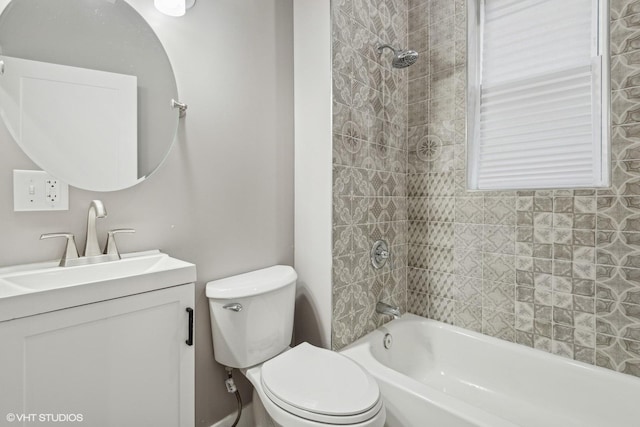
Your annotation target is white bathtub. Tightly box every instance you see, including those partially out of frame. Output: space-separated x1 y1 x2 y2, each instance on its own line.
340 314 640 427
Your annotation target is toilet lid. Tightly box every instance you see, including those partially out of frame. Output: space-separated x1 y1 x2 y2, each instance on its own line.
261 342 381 422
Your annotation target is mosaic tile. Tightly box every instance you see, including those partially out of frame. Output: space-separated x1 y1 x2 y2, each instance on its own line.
516 331 534 347
534 320 553 339
516 256 534 272
536 277 553 296
573 262 596 280
455 303 482 332
553 213 573 229
553 292 573 310
551 340 574 359
575 345 596 364
429 41 455 74
596 334 640 377
483 253 515 284
429 0 454 25
408 197 428 222
408 49 430 81
456 276 483 304
535 258 553 276
430 294 456 324
428 271 456 299
454 223 483 251
408 24 429 54
426 245 454 273
427 172 456 196
408 221 429 245
370 220 406 247
596 299 640 341
331 0 640 379
483 225 515 255
597 231 640 267
611 14 640 56
575 311 596 331
427 221 455 247
408 244 429 270
517 286 535 304
368 197 391 223
484 197 516 225
483 280 515 312
534 197 553 212
408 267 429 293
574 196 597 213
456 197 484 223
611 0 640 20
483 308 515 342
454 249 483 278
613 87 640 126
407 290 429 317
515 303 534 332
333 226 353 258
533 212 553 228
516 195 534 210
612 125 640 162
453 143 466 171
516 211 533 227
332 315 356 351
553 306 575 327
408 172 429 197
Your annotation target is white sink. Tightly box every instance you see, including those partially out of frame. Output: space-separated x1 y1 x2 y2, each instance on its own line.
0 250 196 322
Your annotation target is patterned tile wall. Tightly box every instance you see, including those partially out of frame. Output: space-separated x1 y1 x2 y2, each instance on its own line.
331 0 409 350
406 0 640 377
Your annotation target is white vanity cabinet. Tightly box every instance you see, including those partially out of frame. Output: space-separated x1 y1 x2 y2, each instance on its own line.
0 283 195 427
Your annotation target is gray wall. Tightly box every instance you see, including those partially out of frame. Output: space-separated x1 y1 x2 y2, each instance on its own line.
0 0 294 425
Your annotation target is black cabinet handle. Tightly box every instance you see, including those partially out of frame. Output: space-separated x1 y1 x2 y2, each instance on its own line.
186 307 194 346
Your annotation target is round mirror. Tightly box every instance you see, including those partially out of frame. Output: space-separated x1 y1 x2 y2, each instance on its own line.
0 0 179 191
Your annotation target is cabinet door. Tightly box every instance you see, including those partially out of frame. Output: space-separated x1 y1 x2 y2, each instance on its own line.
0 284 194 427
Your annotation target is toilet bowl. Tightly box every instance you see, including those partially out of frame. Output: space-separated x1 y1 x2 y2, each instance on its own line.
245 343 385 427
206 266 385 427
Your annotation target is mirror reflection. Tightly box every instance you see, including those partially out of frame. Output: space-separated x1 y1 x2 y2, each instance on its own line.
0 0 180 191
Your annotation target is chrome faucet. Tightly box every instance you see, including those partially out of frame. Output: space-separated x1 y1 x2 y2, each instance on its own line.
41 200 135 267
84 200 107 257
376 301 401 319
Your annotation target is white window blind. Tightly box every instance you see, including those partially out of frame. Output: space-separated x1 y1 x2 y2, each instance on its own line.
467 0 609 190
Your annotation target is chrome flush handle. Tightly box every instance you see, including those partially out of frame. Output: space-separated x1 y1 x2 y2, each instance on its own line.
223 303 243 312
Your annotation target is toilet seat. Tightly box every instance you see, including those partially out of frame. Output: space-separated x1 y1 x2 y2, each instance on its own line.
260 343 382 425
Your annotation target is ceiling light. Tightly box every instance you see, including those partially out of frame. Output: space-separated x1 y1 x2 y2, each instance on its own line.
154 0 195 17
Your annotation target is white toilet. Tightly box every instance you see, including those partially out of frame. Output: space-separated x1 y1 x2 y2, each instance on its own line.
206 265 385 427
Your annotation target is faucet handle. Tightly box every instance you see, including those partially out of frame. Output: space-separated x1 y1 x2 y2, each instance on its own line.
104 228 136 259
40 233 80 267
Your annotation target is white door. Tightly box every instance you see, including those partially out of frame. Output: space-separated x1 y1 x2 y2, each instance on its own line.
0 284 194 427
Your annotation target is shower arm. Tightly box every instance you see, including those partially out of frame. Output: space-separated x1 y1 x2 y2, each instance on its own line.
377 44 398 55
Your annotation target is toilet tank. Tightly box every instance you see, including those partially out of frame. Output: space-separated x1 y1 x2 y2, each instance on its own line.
206 265 297 368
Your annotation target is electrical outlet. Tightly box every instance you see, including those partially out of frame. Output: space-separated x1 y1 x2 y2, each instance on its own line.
13 170 69 211
45 178 60 204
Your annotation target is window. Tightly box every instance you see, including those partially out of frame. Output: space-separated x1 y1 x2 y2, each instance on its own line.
467 0 610 190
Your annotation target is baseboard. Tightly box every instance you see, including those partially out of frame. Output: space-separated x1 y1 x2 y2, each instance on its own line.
210 402 254 427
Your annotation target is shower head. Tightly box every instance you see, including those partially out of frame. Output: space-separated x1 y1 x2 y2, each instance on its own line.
377 44 419 69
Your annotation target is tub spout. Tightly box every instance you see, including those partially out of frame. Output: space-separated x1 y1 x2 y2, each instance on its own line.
376 301 401 319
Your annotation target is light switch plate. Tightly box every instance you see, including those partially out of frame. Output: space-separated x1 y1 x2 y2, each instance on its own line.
13 170 69 211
